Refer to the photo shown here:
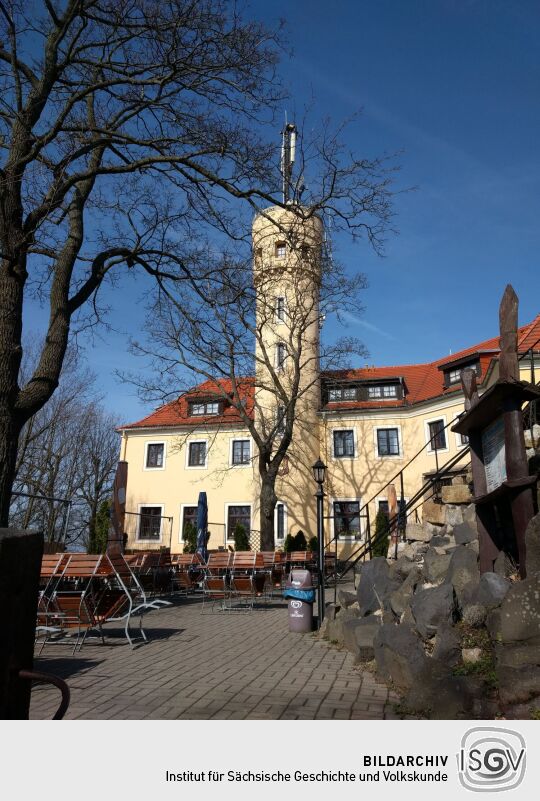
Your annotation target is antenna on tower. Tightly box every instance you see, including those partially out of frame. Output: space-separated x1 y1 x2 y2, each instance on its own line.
280 121 297 204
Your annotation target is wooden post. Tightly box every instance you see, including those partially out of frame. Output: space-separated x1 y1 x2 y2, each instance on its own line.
388 484 398 558
107 460 128 556
462 369 500 572
0 528 43 719
500 286 535 578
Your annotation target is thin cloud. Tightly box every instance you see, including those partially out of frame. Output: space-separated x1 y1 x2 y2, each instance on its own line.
341 311 396 340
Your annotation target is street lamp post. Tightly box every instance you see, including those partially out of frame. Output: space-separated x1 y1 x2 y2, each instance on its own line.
312 458 327 628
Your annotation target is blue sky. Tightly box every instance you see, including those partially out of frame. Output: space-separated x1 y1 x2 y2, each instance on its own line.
26 0 540 422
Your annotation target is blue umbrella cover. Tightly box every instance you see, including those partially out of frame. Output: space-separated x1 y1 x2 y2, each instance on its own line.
196 491 209 563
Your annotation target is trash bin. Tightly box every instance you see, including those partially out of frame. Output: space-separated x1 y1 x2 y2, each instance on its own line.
284 568 315 633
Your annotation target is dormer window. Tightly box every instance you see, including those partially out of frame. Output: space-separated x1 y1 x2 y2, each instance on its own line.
328 386 358 402
275 241 286 258
368 384 398 399
446 361 480 385
189 400 220 416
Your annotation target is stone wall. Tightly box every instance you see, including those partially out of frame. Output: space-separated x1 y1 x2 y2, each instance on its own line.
321 504 540 720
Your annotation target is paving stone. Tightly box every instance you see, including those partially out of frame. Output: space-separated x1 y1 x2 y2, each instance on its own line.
30 596 392 720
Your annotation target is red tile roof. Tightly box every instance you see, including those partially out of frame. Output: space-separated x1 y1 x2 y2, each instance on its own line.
121 314 540 429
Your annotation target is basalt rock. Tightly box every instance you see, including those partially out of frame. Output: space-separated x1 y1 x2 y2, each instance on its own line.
499 574 540 643
475 572 511 610
374 623 428 692
411 583 456 639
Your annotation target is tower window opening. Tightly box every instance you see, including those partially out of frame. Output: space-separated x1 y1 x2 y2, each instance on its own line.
275 296 286 322
276 342 287 369
275 241 286 258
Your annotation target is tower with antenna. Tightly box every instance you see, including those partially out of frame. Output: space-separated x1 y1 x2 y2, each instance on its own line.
281 121 297 204
251 123 323 546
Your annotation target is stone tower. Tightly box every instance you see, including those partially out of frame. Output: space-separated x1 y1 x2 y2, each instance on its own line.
251 204 324 543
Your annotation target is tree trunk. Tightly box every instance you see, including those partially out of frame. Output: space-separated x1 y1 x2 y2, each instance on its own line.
0 269 25 526
259 471 278 551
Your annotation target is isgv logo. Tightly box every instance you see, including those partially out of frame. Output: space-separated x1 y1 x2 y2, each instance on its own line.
457 727 526 792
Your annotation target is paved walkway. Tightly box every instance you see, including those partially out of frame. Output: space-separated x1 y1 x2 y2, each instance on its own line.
30 597 399 720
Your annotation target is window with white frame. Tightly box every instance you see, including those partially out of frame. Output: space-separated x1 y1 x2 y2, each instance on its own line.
227 505 251 539
368 384 398 399
189 400 220 416
275 241 286 258
446 361 479 385
275 296 286 322
328 386 358 402
333 429 355 458
181 506 197 539
427 419 446 451
137 506 162 540
376 427 400 456
145 442 164 468
231 439 250 465
333 501 361 539
188 441 207 467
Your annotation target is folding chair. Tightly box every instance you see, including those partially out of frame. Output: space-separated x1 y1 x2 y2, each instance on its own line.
229 551 265 611
201 552 231 612
170 552 204 594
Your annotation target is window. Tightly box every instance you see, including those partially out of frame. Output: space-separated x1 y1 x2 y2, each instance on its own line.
181 506 197 539
145 442 164 468
368 384 398 399
446 361 479 385
275 241 286 258
189 401 220 416
334 501 361 539
188 441 207 467
377 427 400 456
333 429 355 458
428 419 446 451
460 433 469 446
275 405 286 436
227 505 251 539
328 386 358 402
138 506 162 540
232 439 250 465
276 503 285 540
276 342 287 369
275 296 286 322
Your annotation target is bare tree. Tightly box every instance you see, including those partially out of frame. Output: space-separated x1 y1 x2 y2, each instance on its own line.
0 0 396 524
10 345 119 545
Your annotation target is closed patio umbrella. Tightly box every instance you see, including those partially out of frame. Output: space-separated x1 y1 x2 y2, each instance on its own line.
196 491 209 563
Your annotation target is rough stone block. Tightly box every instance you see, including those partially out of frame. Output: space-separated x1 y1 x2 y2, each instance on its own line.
342 616 381 662
422 500 446 526
499 575 540 643
374 623 428 691
463 503 476 525
424 549 452 583
442 485 473 505
462 647 483 664
356 557 398 616
443 506 462 530
453 522 478 545
445 545 480 607
390 565 422 617
525 513 540 577
475 572 511 610
337 589 358 609
432 621 461 666
411 583 456 639
498 666 540 705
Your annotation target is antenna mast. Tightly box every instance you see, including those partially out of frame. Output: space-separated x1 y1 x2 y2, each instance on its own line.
280 122 297 204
